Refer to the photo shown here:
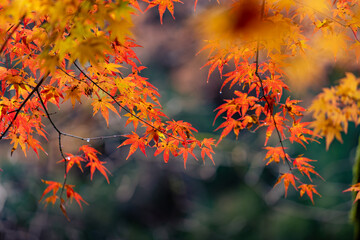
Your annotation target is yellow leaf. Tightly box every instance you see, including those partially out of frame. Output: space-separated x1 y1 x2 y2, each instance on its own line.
73 37 110 65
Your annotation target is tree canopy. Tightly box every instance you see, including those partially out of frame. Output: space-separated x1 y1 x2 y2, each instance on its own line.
0 0 360 220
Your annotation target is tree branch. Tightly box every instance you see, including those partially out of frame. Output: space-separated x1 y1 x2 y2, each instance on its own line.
36 89 69 203
71 61 186 142
254 0 293 170
0 72 49 140
0 15 25 55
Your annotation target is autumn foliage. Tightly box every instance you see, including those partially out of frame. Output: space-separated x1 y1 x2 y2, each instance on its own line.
1 0 360 218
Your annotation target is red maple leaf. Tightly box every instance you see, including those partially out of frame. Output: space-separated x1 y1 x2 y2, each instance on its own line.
299 184 321 204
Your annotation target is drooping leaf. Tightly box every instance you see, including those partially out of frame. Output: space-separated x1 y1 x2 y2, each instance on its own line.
145 0 183 24
118 132 147 160
274 173 298 197
299 184 321 204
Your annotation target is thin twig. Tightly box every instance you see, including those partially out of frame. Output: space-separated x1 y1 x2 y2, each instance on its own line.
36 89 127 201
71 61 186 142
254 0 293 170
36 89 68 201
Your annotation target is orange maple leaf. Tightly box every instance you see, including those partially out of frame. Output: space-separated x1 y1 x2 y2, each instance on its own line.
293 156 323 181
57 153 86 174
264 146 289 165
86 159 111 184
118 132 147 160
274 173 298 197
63 85 82 107
344 183 360 203
299 184 321 204
145 0 183 24
39 180 62 203
281 97 305 120
80 145 111 183
288 120 315 148
166 120 198 141
154 138 179 163
292 156 316 168
263 113 287 146
178 146 197 168
92 97 120 127
65 185 89 210
201 138 215 164
215 118 242 144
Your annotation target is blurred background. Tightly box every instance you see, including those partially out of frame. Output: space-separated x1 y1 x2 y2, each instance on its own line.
0 1 358 239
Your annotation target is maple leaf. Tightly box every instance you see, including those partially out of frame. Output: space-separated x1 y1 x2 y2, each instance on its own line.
263 75 289 100
25 135 47 158
215 118 242 144
310 115 343 150
297 166 323 182
128 0 143 12
63 85 82 108
118 132 147 160
91 97 120 126
299 184 321 204
274 173 298 197
145 0 183 24
281 97 305 120
78 144 97 159
39 180 62 201
73 37 110 65
214 91 258 122
80 145 111 183
124 112 140 131
178 146 197 168
344 183 360 203
264 146 289 165
203 56 228 82
288 119 316 147
201 138 215 164
90 62 123 76
154 138 179 163
9 132 27 157
85 159 111 184
65 185 88 210
145 121 166 145
57 153 86 174
43 195 59 208
263 113 287 146
292 156 316 169
293 156 323 181
221 61 256 91
166 120 198 141
39 180 63 207
40 86 64 108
